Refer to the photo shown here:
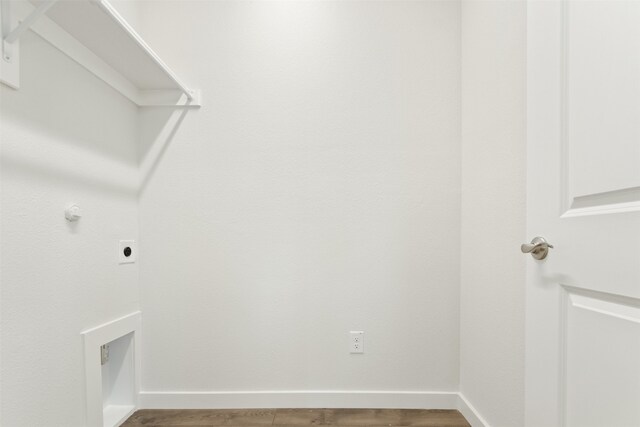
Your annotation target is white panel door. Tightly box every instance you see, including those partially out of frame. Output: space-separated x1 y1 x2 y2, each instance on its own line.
526 1 640 426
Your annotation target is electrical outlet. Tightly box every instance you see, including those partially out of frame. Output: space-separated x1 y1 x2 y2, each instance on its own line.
350 331 364 354
118 240 137 264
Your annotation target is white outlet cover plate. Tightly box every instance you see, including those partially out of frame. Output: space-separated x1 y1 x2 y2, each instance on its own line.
350 331 364 354
118 240 137 264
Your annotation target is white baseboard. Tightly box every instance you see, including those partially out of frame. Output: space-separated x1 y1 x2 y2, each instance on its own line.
139 390 459 410
139 390 488 427
457 393 490 427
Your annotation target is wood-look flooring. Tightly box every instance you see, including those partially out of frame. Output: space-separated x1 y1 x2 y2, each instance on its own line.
121 408 470 427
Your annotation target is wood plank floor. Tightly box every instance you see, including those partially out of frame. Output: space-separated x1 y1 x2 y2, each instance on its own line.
121 408 470 427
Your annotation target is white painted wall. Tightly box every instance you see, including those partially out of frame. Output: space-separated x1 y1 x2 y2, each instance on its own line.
136 0 462 397
0 32 140 426
460 1 527 426
0 1 530 424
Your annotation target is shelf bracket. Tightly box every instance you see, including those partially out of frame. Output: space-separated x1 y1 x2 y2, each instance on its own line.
3 0 57 45
1 0 57 88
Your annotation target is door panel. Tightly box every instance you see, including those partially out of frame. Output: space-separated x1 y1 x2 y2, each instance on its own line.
526 1 640 426
565 289 640 427
566 1 640 202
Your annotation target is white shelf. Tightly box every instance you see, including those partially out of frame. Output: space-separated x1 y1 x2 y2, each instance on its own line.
0 0 201 107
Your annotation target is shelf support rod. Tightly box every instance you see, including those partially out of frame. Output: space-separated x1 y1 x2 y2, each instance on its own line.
3 0 57 44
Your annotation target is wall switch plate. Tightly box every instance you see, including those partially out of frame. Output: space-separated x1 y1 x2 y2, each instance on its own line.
118 240 137 264
350 331 364 354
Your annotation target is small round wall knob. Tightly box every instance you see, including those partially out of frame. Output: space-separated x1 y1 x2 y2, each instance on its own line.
65 204 82 222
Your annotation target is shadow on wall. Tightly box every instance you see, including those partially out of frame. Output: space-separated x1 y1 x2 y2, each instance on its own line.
0 32 191 197
138 107 189 196
0 34 137 164
1 32 139 197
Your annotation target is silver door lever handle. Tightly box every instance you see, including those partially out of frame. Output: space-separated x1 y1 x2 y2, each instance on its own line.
521 237 553 260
